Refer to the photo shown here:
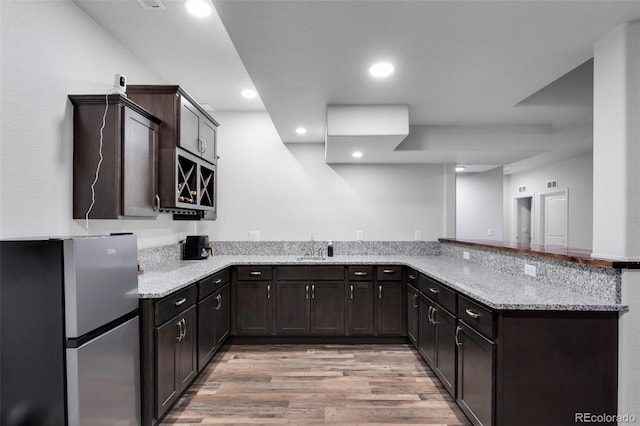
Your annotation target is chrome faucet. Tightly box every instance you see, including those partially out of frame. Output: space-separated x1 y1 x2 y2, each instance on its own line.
306 235 324 258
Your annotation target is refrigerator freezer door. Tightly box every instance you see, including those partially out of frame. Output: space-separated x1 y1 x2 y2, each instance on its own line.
66 315 140 426
64 235 139 338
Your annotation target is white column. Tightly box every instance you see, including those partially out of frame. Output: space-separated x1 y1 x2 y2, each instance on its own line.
593 21 640 420
443 163 456 238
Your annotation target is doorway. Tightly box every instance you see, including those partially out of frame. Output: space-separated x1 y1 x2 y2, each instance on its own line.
514 196 533 245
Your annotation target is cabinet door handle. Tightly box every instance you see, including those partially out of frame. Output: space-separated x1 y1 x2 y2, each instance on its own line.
350 285 354 300
215 294 222 311
153 194 160 212
431 307 438 325
455 326 463 348
427 306 433 324
413 293 418 308
181 318 187 340
267 284 271 300
203 139 208 153
465 309 480 319
174 298 187 307
249 271 262 276
306 285 309 300
176 320 183 342
354 271 367 276
429 288 439 294
378 285 382 300
214 279 223 285
382 269 395 274
312 284 315 299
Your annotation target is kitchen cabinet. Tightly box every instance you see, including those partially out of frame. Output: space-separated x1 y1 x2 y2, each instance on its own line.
126 85 219 219
375 266 406 335
69 94 161 219
197 269 231 371
406 283 419 347
153 286 197 420
275 266 346 335
347 266 375 335
233 266 274 336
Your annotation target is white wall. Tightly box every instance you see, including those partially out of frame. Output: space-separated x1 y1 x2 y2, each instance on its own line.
503 152 593 249
198 112 446 241
0 0 201 248
455 167 503 241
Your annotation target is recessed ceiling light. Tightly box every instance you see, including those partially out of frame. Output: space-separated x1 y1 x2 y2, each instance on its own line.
185 0 212 18
295 127 307 135
352 151 363 158
455 165 465 172
369 62 394 78
241 89 257 99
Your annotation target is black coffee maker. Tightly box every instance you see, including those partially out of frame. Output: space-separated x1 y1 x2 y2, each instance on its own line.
183 235 211 260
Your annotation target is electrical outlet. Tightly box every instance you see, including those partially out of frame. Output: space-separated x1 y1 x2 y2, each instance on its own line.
414 230 422 241
249 231 260 242
356 230 364 241
463 251 470 260
487 228 493 236
524 263 537 277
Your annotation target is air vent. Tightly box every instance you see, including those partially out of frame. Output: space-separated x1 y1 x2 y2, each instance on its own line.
518 186 526 193
137 0 166 10
547 180 558 189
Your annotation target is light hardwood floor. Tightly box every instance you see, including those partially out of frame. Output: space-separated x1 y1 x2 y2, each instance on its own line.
161 344 471 425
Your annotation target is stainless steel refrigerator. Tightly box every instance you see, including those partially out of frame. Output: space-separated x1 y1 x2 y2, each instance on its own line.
0 234 140 425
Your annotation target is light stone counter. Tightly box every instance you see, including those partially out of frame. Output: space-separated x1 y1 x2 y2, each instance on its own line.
138 255 627 312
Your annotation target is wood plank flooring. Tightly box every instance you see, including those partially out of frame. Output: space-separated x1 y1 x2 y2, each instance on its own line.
161 344 471 425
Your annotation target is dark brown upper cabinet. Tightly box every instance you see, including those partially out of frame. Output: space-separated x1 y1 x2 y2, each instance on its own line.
70 94 161 219
126 85 219 220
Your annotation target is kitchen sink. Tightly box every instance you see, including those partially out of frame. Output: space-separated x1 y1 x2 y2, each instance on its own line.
295 256 327 261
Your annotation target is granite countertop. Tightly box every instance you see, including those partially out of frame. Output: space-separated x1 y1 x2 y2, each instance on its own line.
138 255 627 312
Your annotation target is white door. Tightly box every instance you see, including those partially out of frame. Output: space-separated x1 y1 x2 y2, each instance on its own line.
544 194 567 247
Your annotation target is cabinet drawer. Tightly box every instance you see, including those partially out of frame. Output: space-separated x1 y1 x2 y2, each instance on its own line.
406 268 419 286
277 266 344 281
155 285 197 326
420 275 456 314
376 266 403 281
458 295 495 340
198 268 230 300
236 266 273 281
348 266 374 281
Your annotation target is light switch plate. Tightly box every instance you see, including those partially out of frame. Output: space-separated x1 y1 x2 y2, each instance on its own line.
414 230 422 241
356 230 364 241
524 263 537 277
463 251 470 260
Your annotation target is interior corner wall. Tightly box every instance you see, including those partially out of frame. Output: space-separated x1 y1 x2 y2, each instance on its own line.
0 0 199 248
198 111 446 241
504 152 593 249
455 167 503 241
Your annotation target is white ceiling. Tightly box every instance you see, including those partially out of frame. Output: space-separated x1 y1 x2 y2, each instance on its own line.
75 0 640 169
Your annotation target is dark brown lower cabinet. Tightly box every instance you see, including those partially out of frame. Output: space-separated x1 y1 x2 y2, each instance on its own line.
276 282 309 334
197 283 231 370
347 281 374 335
456 321 495 426
376 281 406 335
234 281 273 335
276 281 345 335
155 304 197 419
407 284 419 347
310 281 345 334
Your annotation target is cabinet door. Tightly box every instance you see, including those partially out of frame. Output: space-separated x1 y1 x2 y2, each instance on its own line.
180 98 201 157
376 282 406 335
433 306 456 397
197 293 216 371
276 282 309 334
347 281 374 335
418 297 435 367
199 118 217 165
176 305 197 394
407 284 419 347
310 282 345 335
155 317 179 417
235 282 273 335
214 283 231 347
122 106 158 217
457 321 495 426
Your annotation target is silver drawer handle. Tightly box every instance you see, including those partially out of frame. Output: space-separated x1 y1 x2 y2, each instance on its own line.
465 309 480 319
378 285 382 300
174 298 187 307
354 271 368 276
429 288 439 294
312 284 315 299
382 269 395 274
249 271 262 276
267 284 271 300
408 274 416 280
455 326 463 348
214 279 223 284
306 285 309 300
